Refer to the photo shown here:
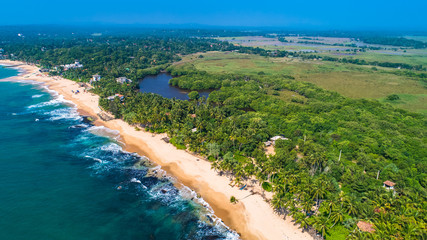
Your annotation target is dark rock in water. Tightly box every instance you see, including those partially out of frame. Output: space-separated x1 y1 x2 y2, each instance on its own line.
82 116 95 124
161 189 167 194
206 215 214 223
70 124 86 129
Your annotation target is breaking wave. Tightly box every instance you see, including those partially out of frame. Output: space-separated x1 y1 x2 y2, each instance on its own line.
70 124 239 239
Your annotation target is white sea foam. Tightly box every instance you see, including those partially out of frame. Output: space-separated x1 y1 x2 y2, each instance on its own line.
27 94 75 109
179 186 239 239
31 94 44 98
85 155 104 163
46 107 81 121
81 139 238 239
100 142 123 153
87 126 120 140
40 86 59 97
69 123 89 129
130 178 142 184
180 186 214 213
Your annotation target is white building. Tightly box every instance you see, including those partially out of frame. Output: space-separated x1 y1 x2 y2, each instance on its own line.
90 74 101 84
270 136 289 145
116 77 132 84
61 61 83 70
264 136 289 147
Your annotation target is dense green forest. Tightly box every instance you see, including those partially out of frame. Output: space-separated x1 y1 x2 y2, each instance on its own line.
360 37 427 49
1 28 426 239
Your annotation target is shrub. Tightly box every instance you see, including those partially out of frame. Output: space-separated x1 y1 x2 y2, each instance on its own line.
188 91 200 100
386 94 400 101
262 182 272 192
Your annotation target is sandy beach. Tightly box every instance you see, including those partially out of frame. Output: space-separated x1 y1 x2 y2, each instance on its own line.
0 60 313 240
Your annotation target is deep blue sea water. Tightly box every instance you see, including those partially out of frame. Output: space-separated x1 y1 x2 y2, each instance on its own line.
0 66 237 240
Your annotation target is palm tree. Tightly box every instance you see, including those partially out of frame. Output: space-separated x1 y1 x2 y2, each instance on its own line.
272 193 287 212
401 222 421 239
344 195 358 216
211 160 220 172
311 178 327 209
329 208 344 228
313 217 328 238
324 197 338 220
373 221 389 240
302 197 314 214
294 213 311 231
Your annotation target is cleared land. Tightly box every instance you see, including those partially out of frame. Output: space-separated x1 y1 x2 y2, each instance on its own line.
218 36 427 66
317 49 427 66
177 52 427 114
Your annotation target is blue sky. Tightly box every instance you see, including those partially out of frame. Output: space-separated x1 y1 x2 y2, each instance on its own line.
1 0 426 30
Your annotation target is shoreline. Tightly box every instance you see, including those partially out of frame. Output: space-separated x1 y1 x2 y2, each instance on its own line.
0 60 313 240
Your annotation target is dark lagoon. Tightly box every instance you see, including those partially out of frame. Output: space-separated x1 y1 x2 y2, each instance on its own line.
139 73 211 100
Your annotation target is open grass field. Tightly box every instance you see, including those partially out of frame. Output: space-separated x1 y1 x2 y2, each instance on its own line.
380 94 427 115
218 36 427 67
317 49 427 66
217 36 355 52
178 52 427 114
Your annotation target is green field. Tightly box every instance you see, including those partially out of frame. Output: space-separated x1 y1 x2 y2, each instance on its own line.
178 52 427 114
217 36 427 67
379 94 427 115
317 49 427 66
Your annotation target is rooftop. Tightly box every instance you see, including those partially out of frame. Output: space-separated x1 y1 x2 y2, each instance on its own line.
357 221 375 233
383 180 396 187
270 136 289 141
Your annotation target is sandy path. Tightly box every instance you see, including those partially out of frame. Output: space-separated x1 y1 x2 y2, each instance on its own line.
0 60 313 240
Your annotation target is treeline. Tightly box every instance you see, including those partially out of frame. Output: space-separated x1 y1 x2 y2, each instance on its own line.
278 37 359 48
361 37 427 49
306 55 425 71
276 31 427 48
167 64 234 90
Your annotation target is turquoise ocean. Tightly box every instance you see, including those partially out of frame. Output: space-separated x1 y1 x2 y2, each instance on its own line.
0 66 237 240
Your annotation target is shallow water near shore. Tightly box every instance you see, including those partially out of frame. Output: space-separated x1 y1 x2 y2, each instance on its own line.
0 69 237 239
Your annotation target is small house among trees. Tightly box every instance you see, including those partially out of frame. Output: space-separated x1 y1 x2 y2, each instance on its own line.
91 74 101 84
116 77 132 84
107 93 124 101
383 180 396 190
61 61 83 70
265 136 289 146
